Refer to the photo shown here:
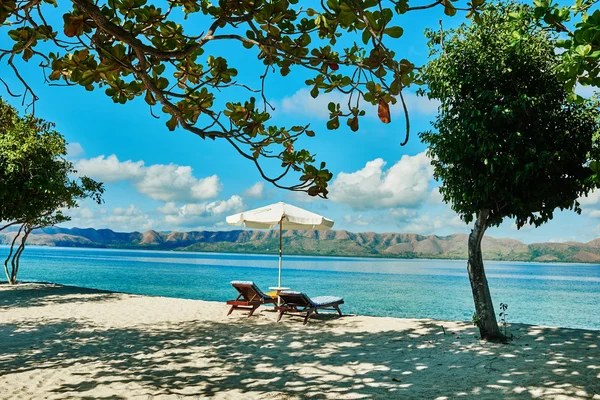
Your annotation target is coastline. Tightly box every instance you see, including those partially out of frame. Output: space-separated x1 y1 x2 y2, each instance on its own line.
1 283 599 399
7 243 600 265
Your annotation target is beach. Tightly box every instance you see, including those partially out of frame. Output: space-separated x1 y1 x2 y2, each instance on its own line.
0 283 598 399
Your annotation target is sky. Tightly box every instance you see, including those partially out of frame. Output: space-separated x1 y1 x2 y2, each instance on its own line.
1 1 599 243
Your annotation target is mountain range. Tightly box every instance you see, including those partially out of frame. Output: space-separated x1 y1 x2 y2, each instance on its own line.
2 226 600 263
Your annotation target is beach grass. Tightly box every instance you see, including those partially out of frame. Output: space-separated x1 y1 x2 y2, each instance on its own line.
0 283 598 399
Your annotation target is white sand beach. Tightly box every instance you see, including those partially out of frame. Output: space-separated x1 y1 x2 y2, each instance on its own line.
0 283 598 399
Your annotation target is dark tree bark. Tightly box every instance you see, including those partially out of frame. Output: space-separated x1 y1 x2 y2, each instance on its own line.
4 224 24 285
12 226 32 284
467 209 504 341
3 223 32 285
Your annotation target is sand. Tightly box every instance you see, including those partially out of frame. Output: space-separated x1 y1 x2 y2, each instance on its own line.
0 283 598 399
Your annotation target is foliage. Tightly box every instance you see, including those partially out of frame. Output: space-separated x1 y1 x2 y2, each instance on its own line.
526 0 600 98
472 313 480 328
499 302 509 339
420 3 600 229
0 0 484 198
0 97 104 283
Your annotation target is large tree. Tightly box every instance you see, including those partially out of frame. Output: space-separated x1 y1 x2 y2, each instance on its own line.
420 3 600 340
0 0 484 197
0 98 104 284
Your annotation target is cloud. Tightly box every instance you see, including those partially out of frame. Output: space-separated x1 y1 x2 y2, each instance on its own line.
76 155 144 182
66 142 85 158
343 214 371 226
579 190 600 206
278 88 348 119
156 202 180 215
276 88 439 120
401 91 440 115
243 182 264 199
329 152 434 210
63 204 154 232
76 155 221 202
136 166 220 202
575 84 598 98
401 212 465 234
163 195 244 228
578 190 600 219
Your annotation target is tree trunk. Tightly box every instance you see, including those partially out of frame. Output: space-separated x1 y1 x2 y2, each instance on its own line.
4 224 23 285
12 227 31 284
467 209 504 341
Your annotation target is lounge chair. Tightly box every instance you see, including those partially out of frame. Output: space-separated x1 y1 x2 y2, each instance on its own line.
275 291 344 325
226 281 275 317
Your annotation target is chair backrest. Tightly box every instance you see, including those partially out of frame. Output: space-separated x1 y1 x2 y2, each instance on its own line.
230 281 269 301
279 291 314 307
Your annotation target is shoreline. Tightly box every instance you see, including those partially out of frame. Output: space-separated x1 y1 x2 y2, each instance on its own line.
10 243 600 266
5 280 600 333
1 283 599 399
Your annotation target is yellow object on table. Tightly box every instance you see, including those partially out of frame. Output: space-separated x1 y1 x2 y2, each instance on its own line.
265 291 278 298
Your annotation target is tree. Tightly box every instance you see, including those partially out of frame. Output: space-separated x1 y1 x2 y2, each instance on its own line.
527 0 600 97
0 98 104 284
419 3 600 341
0 0 485 197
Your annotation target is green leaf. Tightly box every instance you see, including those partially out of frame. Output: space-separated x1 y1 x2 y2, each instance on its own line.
384 26 404 38
166 116 178 131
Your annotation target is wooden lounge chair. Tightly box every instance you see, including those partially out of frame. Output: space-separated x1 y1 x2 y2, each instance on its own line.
275 291 344 325
227 281 275 317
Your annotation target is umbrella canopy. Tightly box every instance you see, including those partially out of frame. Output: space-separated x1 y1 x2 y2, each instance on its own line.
226 202 334 287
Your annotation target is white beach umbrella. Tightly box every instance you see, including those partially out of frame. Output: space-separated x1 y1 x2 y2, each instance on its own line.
226 202 334 287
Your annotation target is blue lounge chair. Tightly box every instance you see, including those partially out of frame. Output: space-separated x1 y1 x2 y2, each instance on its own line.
276 291 344 325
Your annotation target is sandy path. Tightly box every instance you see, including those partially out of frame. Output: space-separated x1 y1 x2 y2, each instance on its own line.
0 283 598 399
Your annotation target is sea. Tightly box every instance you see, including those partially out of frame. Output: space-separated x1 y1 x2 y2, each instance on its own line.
6 246 600 330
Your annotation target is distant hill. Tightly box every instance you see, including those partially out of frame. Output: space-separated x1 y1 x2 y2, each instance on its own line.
1 226 599 262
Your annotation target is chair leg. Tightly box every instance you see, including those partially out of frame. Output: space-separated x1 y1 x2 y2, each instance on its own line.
303 311 313 325
333 304 342 316
227 306 235 316
277 310 285 322
248 305 259 317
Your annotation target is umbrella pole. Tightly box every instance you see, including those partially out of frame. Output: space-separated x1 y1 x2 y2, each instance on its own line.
278 218 282 288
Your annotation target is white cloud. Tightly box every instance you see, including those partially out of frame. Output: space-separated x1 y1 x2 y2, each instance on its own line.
427 186 444 205
243 182 264 199
343 214 371 226
76 155 144 182
578 190 600 219
136 165 220 202
575 84 597 98
66 142 85 158
278 88 348 119
276 88 438 120
579 190 600 206
76 155 221 202
63 204 154 232
329 152 434 210
156 202 179 215
402 91 440 115
401 213 465 234
163 195 244 228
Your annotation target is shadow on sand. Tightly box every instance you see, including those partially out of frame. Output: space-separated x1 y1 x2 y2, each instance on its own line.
0 285 598 399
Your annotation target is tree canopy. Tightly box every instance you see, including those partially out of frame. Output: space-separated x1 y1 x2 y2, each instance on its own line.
0 97 104 283
0 0 486 197
420 3 600 229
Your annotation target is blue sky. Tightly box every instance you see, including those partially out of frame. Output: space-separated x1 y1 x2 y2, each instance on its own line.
1 2 599 243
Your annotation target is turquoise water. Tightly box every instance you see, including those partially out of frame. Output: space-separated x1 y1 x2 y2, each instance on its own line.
6 246 600 330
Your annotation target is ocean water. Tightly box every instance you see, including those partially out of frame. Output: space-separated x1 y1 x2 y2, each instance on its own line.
5 246 600 330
